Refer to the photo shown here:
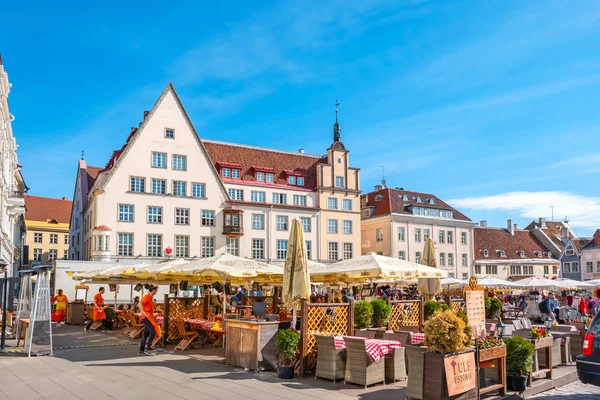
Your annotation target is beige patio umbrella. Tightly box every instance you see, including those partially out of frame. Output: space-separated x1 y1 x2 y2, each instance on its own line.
417 238 442 297
283 219 311 325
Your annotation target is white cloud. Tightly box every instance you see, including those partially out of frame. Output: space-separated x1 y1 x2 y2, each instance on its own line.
449 191 600 230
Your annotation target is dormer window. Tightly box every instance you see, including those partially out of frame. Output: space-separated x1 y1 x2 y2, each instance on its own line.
266 173 274 183
231 169 241 178
565 246 574 256
535 251 542 257
483 249 489 257
415 197 423 203
547 252 552 258
222 168 231 178
401 195 409 201
297 177 304 186
375 195 383 202
499 250 505 257
256 172 265 181
519 250 525 258
428 198 436 205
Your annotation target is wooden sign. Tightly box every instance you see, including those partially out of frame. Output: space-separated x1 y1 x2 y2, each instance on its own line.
444 351 477 396
465 290 486 339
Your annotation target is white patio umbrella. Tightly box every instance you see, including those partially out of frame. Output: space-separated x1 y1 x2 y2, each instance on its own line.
512 276 556 289
119 258 189 280
549 278 593 291
440 278 467 286
475 278 524 289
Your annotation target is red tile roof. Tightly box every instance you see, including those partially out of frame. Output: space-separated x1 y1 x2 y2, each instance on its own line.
202 140 324 189
361 188 471 221
524 220 572 249
572 238 591 252
25 195 73 224
86 166 102 192
474 227 555 261
583 230 600 249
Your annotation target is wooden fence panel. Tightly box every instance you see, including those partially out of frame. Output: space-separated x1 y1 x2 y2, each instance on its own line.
387 299 423 331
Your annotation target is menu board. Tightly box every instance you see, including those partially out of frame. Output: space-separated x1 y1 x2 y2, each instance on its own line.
465 290 486 339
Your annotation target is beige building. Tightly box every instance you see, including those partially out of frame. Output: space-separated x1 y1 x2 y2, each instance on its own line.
69 83 361 263
360 187 476 279
24 195 72 266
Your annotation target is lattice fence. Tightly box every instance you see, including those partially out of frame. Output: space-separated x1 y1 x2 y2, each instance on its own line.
388 300 422 331
165 296 206 340
299 299 353 375
243 295 277 314
450 299 466 314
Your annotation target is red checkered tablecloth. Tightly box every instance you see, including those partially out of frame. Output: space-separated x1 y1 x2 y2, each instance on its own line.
185 318 216 331
411 333 425 344
333 336 400 362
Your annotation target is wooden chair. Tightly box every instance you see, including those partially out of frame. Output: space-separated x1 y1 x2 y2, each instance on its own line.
355 330 376 339
126 312 144 339
314 334 346 383
174 318 199 350
343 336 385 388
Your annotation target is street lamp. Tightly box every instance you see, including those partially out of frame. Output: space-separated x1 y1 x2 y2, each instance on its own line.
582 313 589 329
566 308 572 323
544 315 553 330
496 317 505 338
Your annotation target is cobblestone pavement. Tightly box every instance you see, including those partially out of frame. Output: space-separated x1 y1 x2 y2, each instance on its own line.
530 380 600 399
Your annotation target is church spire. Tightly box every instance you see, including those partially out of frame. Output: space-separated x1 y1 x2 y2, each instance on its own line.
333 100 341 142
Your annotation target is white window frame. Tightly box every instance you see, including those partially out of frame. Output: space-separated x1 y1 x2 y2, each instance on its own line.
152 178 166 195
147 234 162 257
175 208 190 225
228 188 244 201
272 193 287 204
175 235 190 258
34 233 42 243
147 206 163 224
415 228 421 242
172 181 187 197
252 239 265 259
335 176 344 188
328 219 338 234
192 183 206 198
342 220 353 234
376 228 384 242
343 242 353 260
277 240 288 259
327 197 338 210
328 242 339 261
398 251 405 260
251 191 266 203
256 172 265 181
172 154 187 171
117 233 133 256
277 216 289 231
50 234 58 244
293 195 307 206
201 210 215 226
118 204 134 222
151 152 167 168
300 217 311 232
461 232 467 245
232 169 241 178
252 214 264 230
130 176 145 193
226 238 239 256
266 173 274 183
222 168 231 178
201 236 215 258
342 199 352 211
398 227 405 241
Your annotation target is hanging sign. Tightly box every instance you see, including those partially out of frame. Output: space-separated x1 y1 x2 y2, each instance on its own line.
444 351 477 396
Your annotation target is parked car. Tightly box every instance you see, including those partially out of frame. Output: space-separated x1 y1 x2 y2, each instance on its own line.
577 313 600 386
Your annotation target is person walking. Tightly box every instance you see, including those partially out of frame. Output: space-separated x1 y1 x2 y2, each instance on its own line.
544 292 559 321
85 287 107 332
139 285 159 356
51 289 68 326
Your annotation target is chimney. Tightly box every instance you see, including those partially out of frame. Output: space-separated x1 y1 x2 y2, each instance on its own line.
480 220 487 227
539 217 546 229
143 110 149 119
298 149 305 154
508 219 514 235
62 196 68 200
514 223 518 231
562 226 569 242
374 185 383 192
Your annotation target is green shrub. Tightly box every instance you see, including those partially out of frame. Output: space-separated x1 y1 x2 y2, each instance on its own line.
424 300 450 320
354 300 373 329
371 299 391 328
277 329 300 366
456 310 473 348
105 307 116 321
485 297 503 319
503 336 535 376
424 309 468 354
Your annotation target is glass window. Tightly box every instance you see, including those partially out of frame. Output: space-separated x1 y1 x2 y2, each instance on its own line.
293 195 307 206
399 251 405 260
288 176 296 185
201 210 215 226
228 189 244 200
252 214 264 229
376 228 383 242
226 238 239 256
118 204 134 222
439 230 445 244
448 253 454 266
147 234 162 257
64 235 70 245
232 169 241 178
277 216 289 231
63 249 68 259
335 176 344 188
398 227 405 241
33 248 42 261
266 173 274 182
587 262 594 273
300 217 311 232
222 168 231 178
192 183 206 198
165 128 174 139
415 228 421 242
277 240 288 259
328 219 338 233
147 206 163 223
305 241 312 259
486 265 497 275
49 249 57 261
272 193 287 204
440 253 446 266
256 172 265 181
544 265 549 275
172 181 186 196
328 242 339 261
327 197 338 209
50 234 58 244
342 199 352 211
297 177 305 186
130 177 145 192
252 239 265 259
423 229 430 241
118 233 133 256
201 236 215 257
175 235 189 258
152 179 166 194
175 208 190 225
251 191 266 202
343 243 353 260
34 233 42 243
415 252 422 264
462 254 468 267
342 220 353 234
151 152 167 168
172 155 187 170
461 232 467 245
447 231 453 244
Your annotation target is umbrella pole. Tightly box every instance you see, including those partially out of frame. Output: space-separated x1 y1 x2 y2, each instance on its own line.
222 279 227 349
292 307 297 330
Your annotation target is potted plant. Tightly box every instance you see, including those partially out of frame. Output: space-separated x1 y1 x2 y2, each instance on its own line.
504 336 535 392
354 300 373 330
276 329 299 379
424 300 450 320
371 299 391 328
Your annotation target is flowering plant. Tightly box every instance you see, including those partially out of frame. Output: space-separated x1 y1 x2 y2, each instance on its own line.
475 336 504 349
529 327 549 339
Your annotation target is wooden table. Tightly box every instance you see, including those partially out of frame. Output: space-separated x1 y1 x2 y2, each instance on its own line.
16 318 30 348
478 345 507 396
225 320 279 371
528 337 553 385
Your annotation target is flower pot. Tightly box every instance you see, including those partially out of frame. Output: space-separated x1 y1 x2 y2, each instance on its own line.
508 375 527 392
277 365 294 379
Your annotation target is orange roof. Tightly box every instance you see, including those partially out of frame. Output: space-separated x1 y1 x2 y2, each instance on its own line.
24 195 73 224
474 227 554 261
524 220 572 250
86 166 102 191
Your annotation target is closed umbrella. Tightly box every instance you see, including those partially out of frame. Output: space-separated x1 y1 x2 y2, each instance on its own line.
417 238 442 297
283 219 311 326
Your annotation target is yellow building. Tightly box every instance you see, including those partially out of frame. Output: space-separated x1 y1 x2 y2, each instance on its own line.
24 195 73 266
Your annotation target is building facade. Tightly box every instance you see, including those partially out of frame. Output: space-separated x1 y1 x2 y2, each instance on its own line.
524 218 577 258
69 83 361 264
559 238 590 281
24 196 72 266
473 220 560 280
0 55 26 278
360 187 475 280
580 230 600 281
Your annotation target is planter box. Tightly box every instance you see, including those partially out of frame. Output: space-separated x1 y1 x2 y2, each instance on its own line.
423 350 477 400
478 345 507 397
479 345 506 362
532 336 553 349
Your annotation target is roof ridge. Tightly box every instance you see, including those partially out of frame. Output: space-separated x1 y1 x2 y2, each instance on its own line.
201 139 324 159
387 187 437 197
25 194 72 201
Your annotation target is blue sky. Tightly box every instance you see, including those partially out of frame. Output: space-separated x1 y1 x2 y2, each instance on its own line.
2 0 600 235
